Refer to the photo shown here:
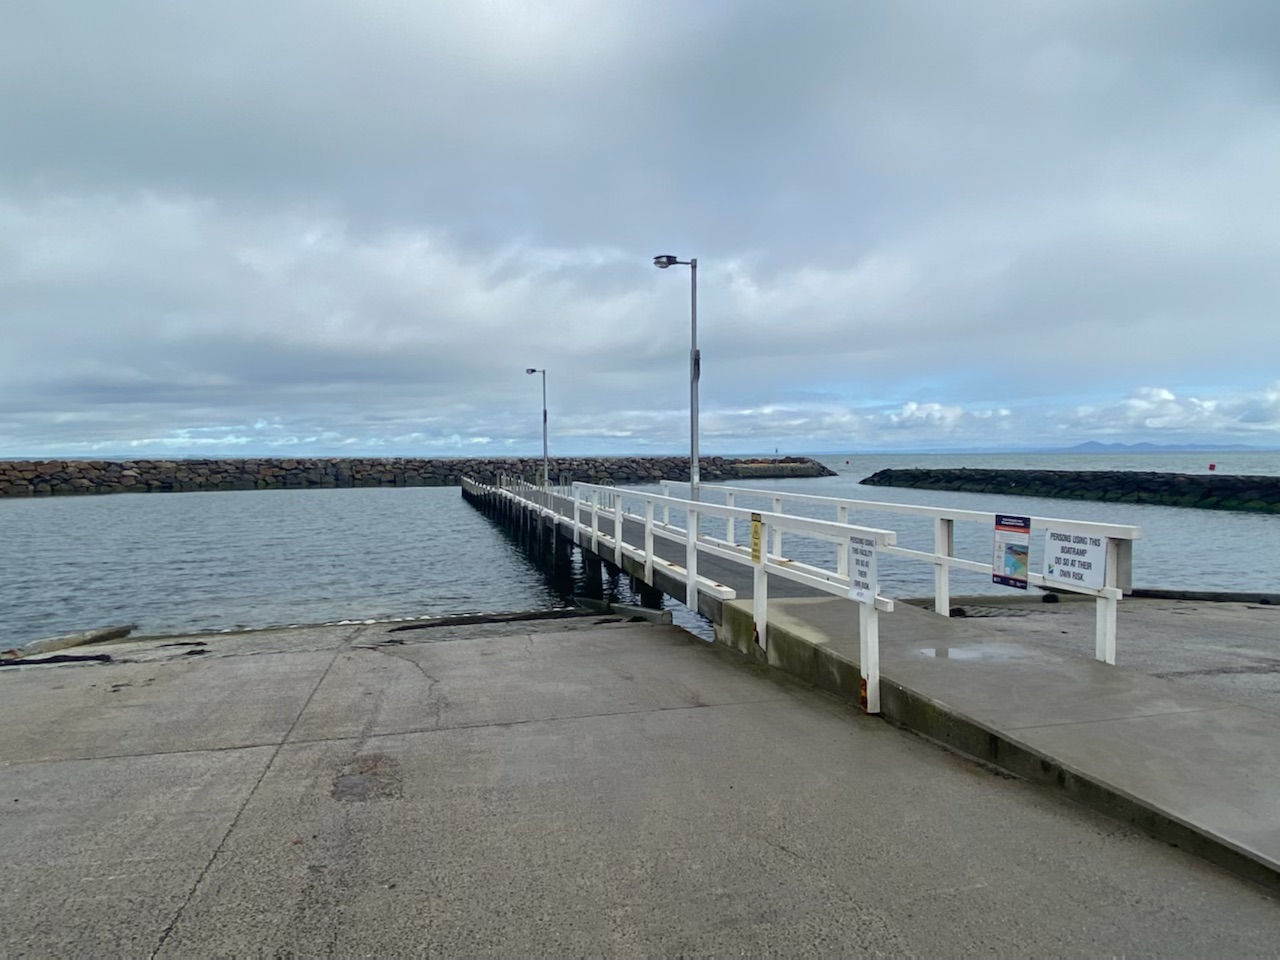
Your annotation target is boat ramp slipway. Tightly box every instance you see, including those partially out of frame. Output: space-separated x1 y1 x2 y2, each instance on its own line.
2 476 1280 954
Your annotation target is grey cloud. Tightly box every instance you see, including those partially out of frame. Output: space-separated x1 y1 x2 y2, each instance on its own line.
1 1 1277 456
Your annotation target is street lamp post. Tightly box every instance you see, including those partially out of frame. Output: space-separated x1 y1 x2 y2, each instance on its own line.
653 254 699 501
525 367 548 486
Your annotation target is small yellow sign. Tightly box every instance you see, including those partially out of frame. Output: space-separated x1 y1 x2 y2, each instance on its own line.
750 512 763 563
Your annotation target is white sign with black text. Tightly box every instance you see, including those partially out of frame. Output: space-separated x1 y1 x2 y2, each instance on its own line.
848 535 878 605
1043 529 1107 591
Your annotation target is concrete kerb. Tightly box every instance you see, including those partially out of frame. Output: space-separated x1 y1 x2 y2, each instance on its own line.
6 625 137 658
569 596 673 625
614 543 726 624
717 600 862 702
877 679 1280 892
608 604 674 625
20 609 593 653
1129 587 1280 605
711 596 1280 893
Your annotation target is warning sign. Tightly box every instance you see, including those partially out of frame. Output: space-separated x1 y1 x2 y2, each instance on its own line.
750 512 762 563
1044 529 1106 590
848 534 878 605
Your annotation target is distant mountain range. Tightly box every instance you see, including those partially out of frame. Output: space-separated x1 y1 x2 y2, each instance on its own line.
1062 441 1269 453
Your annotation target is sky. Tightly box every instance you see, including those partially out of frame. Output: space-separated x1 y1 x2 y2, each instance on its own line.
2 0 1278 458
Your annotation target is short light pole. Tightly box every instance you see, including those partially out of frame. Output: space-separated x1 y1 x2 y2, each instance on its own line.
525 367 548 486
653 254 699 501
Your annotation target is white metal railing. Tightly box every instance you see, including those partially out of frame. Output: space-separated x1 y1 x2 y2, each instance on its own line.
663 481 1140 665
497 472 572 501
474 474 1142 708
477 475 897 712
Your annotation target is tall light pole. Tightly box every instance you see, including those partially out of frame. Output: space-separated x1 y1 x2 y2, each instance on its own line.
653 254 699 501
525 367 548 486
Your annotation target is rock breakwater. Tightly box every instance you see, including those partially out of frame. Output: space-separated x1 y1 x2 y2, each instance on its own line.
0 456 835 498
862 468 1280 514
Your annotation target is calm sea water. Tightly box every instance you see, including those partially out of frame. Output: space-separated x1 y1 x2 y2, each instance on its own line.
3 452 1278 647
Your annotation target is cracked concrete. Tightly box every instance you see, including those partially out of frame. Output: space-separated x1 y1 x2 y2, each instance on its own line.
4 616 1280 956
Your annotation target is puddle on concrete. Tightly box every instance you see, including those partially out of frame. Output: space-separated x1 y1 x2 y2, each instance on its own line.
917 643 1050 662
332 753 403 802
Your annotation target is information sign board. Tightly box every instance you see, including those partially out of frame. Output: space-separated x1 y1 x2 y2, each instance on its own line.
993 515 1031 589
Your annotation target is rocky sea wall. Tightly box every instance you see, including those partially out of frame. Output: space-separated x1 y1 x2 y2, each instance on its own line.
0 456 835 498
862 468 1280 514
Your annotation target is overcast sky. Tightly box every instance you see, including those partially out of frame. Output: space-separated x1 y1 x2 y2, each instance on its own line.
2 1 1278 458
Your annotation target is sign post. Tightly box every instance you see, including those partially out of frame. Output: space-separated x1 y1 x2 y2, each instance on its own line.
848 533 880 713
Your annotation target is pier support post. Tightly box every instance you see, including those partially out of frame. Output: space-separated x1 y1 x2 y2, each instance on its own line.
554 533 572 575
583 555 604 598
635 579 664 610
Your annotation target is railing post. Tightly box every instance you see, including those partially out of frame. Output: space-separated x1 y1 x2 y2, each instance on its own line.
590 490 599 554
1096 538 1121 664
934 517 954 616
772 496 783 556
686 507 699 617
613 494 624 566
859 602 881 714
1113 537 1134 594
572 486 582 547
725 492 736 545
643 501 654 583
836 505 849 575
1095 596 1117 665
661 483 670 526
753 521 768 652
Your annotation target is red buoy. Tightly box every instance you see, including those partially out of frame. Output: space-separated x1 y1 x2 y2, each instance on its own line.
1209 463 1217 471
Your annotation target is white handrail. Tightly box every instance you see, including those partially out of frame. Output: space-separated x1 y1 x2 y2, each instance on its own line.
570 481 897 610
476 476 896 712
662 480 1136 664
665 481 1142 539
474 473 1142 713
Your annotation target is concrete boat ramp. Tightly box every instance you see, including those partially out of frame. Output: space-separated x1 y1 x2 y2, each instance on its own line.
728 593 1280 888
5 606 1280 956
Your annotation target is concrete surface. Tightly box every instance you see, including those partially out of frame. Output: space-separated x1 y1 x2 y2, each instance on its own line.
4 615 1280 956
564 492 1280 705
723 595 1280 887
939 595 1280 713
498 485 1280 890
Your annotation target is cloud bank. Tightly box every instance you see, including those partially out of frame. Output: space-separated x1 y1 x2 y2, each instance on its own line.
2 1 1277 456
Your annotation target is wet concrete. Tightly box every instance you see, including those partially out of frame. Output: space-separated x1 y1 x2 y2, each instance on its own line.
721 594 1280 888
4 616 1280 955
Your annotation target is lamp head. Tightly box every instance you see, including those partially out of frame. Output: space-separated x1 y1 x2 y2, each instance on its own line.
653 254 678 269
525 368 538 375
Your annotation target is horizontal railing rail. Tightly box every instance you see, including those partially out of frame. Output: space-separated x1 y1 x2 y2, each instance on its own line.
661 481 1139 665
470 473 1143 710
476 474 897 712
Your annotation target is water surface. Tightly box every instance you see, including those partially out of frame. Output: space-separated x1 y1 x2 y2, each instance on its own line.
4 452 1278 646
